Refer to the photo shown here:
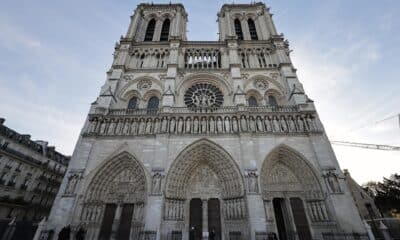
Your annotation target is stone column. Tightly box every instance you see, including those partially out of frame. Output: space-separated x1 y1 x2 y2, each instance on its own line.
110 203 123 240
202 199 208 239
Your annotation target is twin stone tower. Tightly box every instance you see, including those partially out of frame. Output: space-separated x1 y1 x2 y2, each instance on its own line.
46 3 367 240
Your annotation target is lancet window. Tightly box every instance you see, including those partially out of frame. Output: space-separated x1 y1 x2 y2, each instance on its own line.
160 19 170 41
234 19 244 40
248 18 258 40
144 19 156 41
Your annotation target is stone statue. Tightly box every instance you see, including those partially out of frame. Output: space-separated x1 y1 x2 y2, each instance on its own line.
138 119 145 134
272 116 280 132
280 116 288 132
152 173 162 194
193 117 199 133
161 117 168 133
169 118 176 133
209 117 215 133
325 170 342 193
224 117 231 133
177 118 184 133
232 117 238 133
153 118 160 134
288 116 296 132
247 171 259 193
201 117 207 133
216 117 223 133
145 119 152 134
296 115 304 132
185 117 191 133
256 116 263 132
240 116 248 132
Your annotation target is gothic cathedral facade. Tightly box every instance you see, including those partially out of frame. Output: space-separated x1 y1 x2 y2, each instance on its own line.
47 3 367 240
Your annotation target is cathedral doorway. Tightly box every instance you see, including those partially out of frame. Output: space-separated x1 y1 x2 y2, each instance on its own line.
163 139 248 240
261 145 327 240
79 152 147 240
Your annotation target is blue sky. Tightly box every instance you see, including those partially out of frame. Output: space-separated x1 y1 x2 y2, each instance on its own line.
0 0 399 184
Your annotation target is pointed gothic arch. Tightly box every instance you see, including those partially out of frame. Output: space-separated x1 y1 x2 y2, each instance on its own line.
80 152 148 239
260 144 323 199
83 151 148 203
165 139 244 199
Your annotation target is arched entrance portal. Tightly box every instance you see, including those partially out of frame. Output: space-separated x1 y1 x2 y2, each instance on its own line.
163 139 248 240
261 145 329 240
79 152 147 240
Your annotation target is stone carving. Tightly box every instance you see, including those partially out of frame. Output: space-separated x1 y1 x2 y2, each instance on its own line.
164 198 185 220
254 79 268 90
137 79 152 90
151 171 164 195
261 146 323 200
224 198 246 220
64 171 82 195
324 169 342 194
122 74 134 81
307 200 329 222
164 141 244 199
87 113 321 137
245 170 259 194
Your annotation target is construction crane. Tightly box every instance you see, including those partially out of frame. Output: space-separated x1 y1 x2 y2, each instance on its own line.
331 141 400 151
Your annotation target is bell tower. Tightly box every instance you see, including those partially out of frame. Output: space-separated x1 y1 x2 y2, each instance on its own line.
126 3 187 42
218 2 277 41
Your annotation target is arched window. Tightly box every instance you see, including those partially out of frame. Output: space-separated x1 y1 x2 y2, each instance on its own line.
248 96 258 107
160 19 170 41
144 19 156 41
127 96 138 109
234 19 244 40
268 95 278 106
248 19 258 40
147 96 159 110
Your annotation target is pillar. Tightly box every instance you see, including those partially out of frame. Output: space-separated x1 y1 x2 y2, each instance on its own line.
202 199 208 239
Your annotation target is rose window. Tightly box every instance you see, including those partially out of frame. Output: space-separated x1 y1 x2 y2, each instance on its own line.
184 83 223 109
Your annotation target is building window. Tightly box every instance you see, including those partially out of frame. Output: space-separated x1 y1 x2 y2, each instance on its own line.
127 96 139 110
248 19 258 40
160 19 170 41
144 19 156 41
268 95 278 106
234 19 243 40
248 96 258 107
147 96 159 110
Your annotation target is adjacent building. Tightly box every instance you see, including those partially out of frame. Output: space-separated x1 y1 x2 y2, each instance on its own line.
0 118 69 223
46 2 368 240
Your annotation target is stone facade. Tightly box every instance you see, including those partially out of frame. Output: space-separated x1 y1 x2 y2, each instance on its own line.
46 2 368 240
0 118 69 223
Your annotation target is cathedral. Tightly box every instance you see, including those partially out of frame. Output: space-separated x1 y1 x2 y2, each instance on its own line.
46 3 368 240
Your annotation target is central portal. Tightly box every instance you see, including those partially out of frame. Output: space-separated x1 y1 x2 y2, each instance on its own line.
189 198 221 240
163 140 247 240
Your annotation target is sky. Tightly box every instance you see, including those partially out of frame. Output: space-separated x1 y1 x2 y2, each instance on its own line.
0 0 399 185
